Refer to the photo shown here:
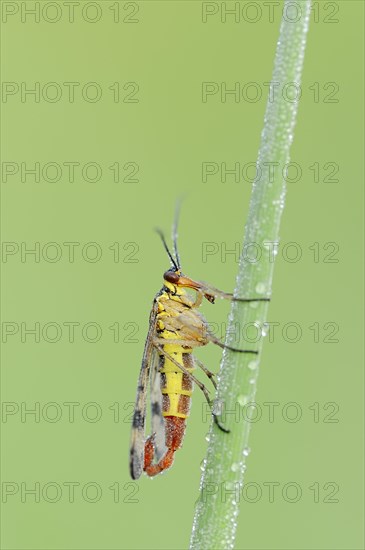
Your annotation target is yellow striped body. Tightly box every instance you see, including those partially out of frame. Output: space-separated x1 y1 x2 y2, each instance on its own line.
156 283 195 419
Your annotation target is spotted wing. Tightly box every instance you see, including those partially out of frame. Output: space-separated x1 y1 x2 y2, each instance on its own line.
129 300 158 480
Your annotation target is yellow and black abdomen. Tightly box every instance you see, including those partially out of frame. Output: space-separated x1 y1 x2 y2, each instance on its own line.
159 346 194 419
156 290 195 420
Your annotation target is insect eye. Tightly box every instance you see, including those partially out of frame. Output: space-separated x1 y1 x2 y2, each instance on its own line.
164 270 180 284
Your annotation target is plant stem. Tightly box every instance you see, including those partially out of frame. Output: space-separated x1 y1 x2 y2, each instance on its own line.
190 2 312 549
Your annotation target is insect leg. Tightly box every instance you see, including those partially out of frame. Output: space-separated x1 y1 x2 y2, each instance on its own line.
193 290 203 308
227 295 271 303
194 357 218 390
207 333 259 354
205 287 271 303
153 335 258 355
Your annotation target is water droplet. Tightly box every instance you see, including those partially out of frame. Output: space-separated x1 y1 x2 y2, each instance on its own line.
243 447 251 457
205 433 210 442
255 282 266 294
248 360 258 370
237 394 248 406
249 377 256 385
262 240 274 250
212 399 223 415
231 462 240 472
194 496 202 507
200 459 206 472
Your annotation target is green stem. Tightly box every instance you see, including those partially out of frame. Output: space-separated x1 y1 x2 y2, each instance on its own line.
190 2 312 549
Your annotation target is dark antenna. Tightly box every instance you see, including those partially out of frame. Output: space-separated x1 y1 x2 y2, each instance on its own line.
155 228 179 271
172 198 183 269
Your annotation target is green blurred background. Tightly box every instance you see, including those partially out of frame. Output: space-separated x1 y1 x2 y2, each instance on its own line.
1 1 363 549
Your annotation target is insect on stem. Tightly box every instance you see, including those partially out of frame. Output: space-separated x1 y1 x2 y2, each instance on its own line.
129 209 271 478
